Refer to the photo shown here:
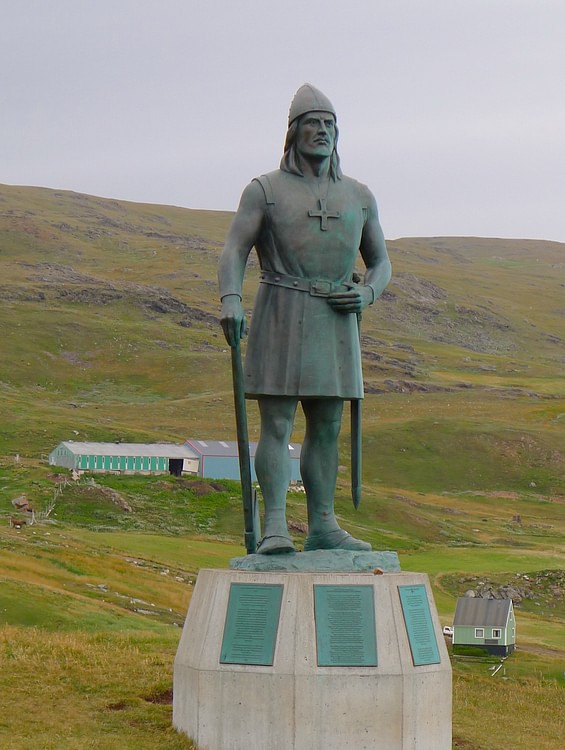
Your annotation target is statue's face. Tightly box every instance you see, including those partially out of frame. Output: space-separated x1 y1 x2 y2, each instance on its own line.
296 111 336 160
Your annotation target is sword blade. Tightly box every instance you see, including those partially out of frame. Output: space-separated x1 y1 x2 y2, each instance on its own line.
351 310 363 509
351 398 362 509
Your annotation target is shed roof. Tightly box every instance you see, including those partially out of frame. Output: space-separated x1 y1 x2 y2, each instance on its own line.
453 597 513 627
59 442 198 459
185 439 302 458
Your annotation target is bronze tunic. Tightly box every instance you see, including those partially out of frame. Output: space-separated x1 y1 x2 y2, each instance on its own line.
244 169 369 399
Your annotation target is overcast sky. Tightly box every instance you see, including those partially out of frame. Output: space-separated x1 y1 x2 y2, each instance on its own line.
2 0 564 242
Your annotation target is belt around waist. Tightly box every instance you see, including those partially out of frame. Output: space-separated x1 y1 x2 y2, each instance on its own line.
259 270 354 297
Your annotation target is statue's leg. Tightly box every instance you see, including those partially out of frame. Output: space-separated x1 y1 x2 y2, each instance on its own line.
300 398 343 535
301 398 371 552
255 396 298 554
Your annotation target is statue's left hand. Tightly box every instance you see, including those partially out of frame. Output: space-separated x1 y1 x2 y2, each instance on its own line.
327 285 373 314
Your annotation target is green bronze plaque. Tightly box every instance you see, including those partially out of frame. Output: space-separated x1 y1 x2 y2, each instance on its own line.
398 584 440 666
220 583 283 665
314 585 377 667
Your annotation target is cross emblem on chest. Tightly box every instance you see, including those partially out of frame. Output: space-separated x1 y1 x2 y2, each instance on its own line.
308 198 340 231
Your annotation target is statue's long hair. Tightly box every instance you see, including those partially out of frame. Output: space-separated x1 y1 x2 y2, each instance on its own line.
280 117 342 180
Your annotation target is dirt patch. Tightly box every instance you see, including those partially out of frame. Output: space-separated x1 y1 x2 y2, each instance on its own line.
288 519 308 535
453 736 483 750
57 287 124 305
85 483 133 512
382 379 454 394
22 262 103 285
60 350 89 367
484 491 521 500
185 480 226 496
144 687 173 704
0 285 46 301
518 643 565 658
392 272 448 303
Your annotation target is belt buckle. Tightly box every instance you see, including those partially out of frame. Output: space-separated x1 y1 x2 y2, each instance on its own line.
310 279 332 297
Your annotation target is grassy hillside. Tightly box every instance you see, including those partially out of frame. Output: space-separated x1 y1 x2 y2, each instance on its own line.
1 184 563 497
0 183 564 750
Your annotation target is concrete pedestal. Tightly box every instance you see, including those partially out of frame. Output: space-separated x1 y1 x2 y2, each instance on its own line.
173 569 451 750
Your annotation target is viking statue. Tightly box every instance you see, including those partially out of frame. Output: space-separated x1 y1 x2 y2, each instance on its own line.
219 84 391 554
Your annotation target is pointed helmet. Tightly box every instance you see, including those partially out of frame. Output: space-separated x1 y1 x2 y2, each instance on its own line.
288 83 336 125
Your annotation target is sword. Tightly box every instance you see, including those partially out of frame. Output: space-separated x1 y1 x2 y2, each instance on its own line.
230 338 257 554
351 399 362 509
351 311 362 509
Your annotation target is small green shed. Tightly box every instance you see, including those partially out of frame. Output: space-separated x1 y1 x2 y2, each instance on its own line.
453 597 516 656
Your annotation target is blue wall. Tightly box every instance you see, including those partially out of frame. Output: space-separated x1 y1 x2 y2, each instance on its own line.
200 455 301 482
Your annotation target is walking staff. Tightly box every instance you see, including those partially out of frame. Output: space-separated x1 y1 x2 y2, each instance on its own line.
230 338 257 554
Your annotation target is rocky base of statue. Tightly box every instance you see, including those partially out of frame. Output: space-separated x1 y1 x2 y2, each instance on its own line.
173 565 452 750
231 548 400 573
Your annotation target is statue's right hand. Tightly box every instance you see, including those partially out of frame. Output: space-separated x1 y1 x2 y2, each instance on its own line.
220 295 246 348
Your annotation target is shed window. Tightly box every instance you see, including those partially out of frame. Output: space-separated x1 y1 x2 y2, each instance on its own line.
475 628 484 639
492 628 501 639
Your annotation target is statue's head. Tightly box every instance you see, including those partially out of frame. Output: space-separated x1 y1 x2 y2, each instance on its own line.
280 84 342 180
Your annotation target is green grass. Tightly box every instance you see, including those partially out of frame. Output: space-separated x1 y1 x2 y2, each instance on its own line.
452 669 563 750
71 529 243 570
402 548 565 576
0 579 167 632
363 418 564 495
0 482 563 749
0 626 196 750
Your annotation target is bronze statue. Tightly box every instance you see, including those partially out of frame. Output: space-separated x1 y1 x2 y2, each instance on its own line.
219 84 392 554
